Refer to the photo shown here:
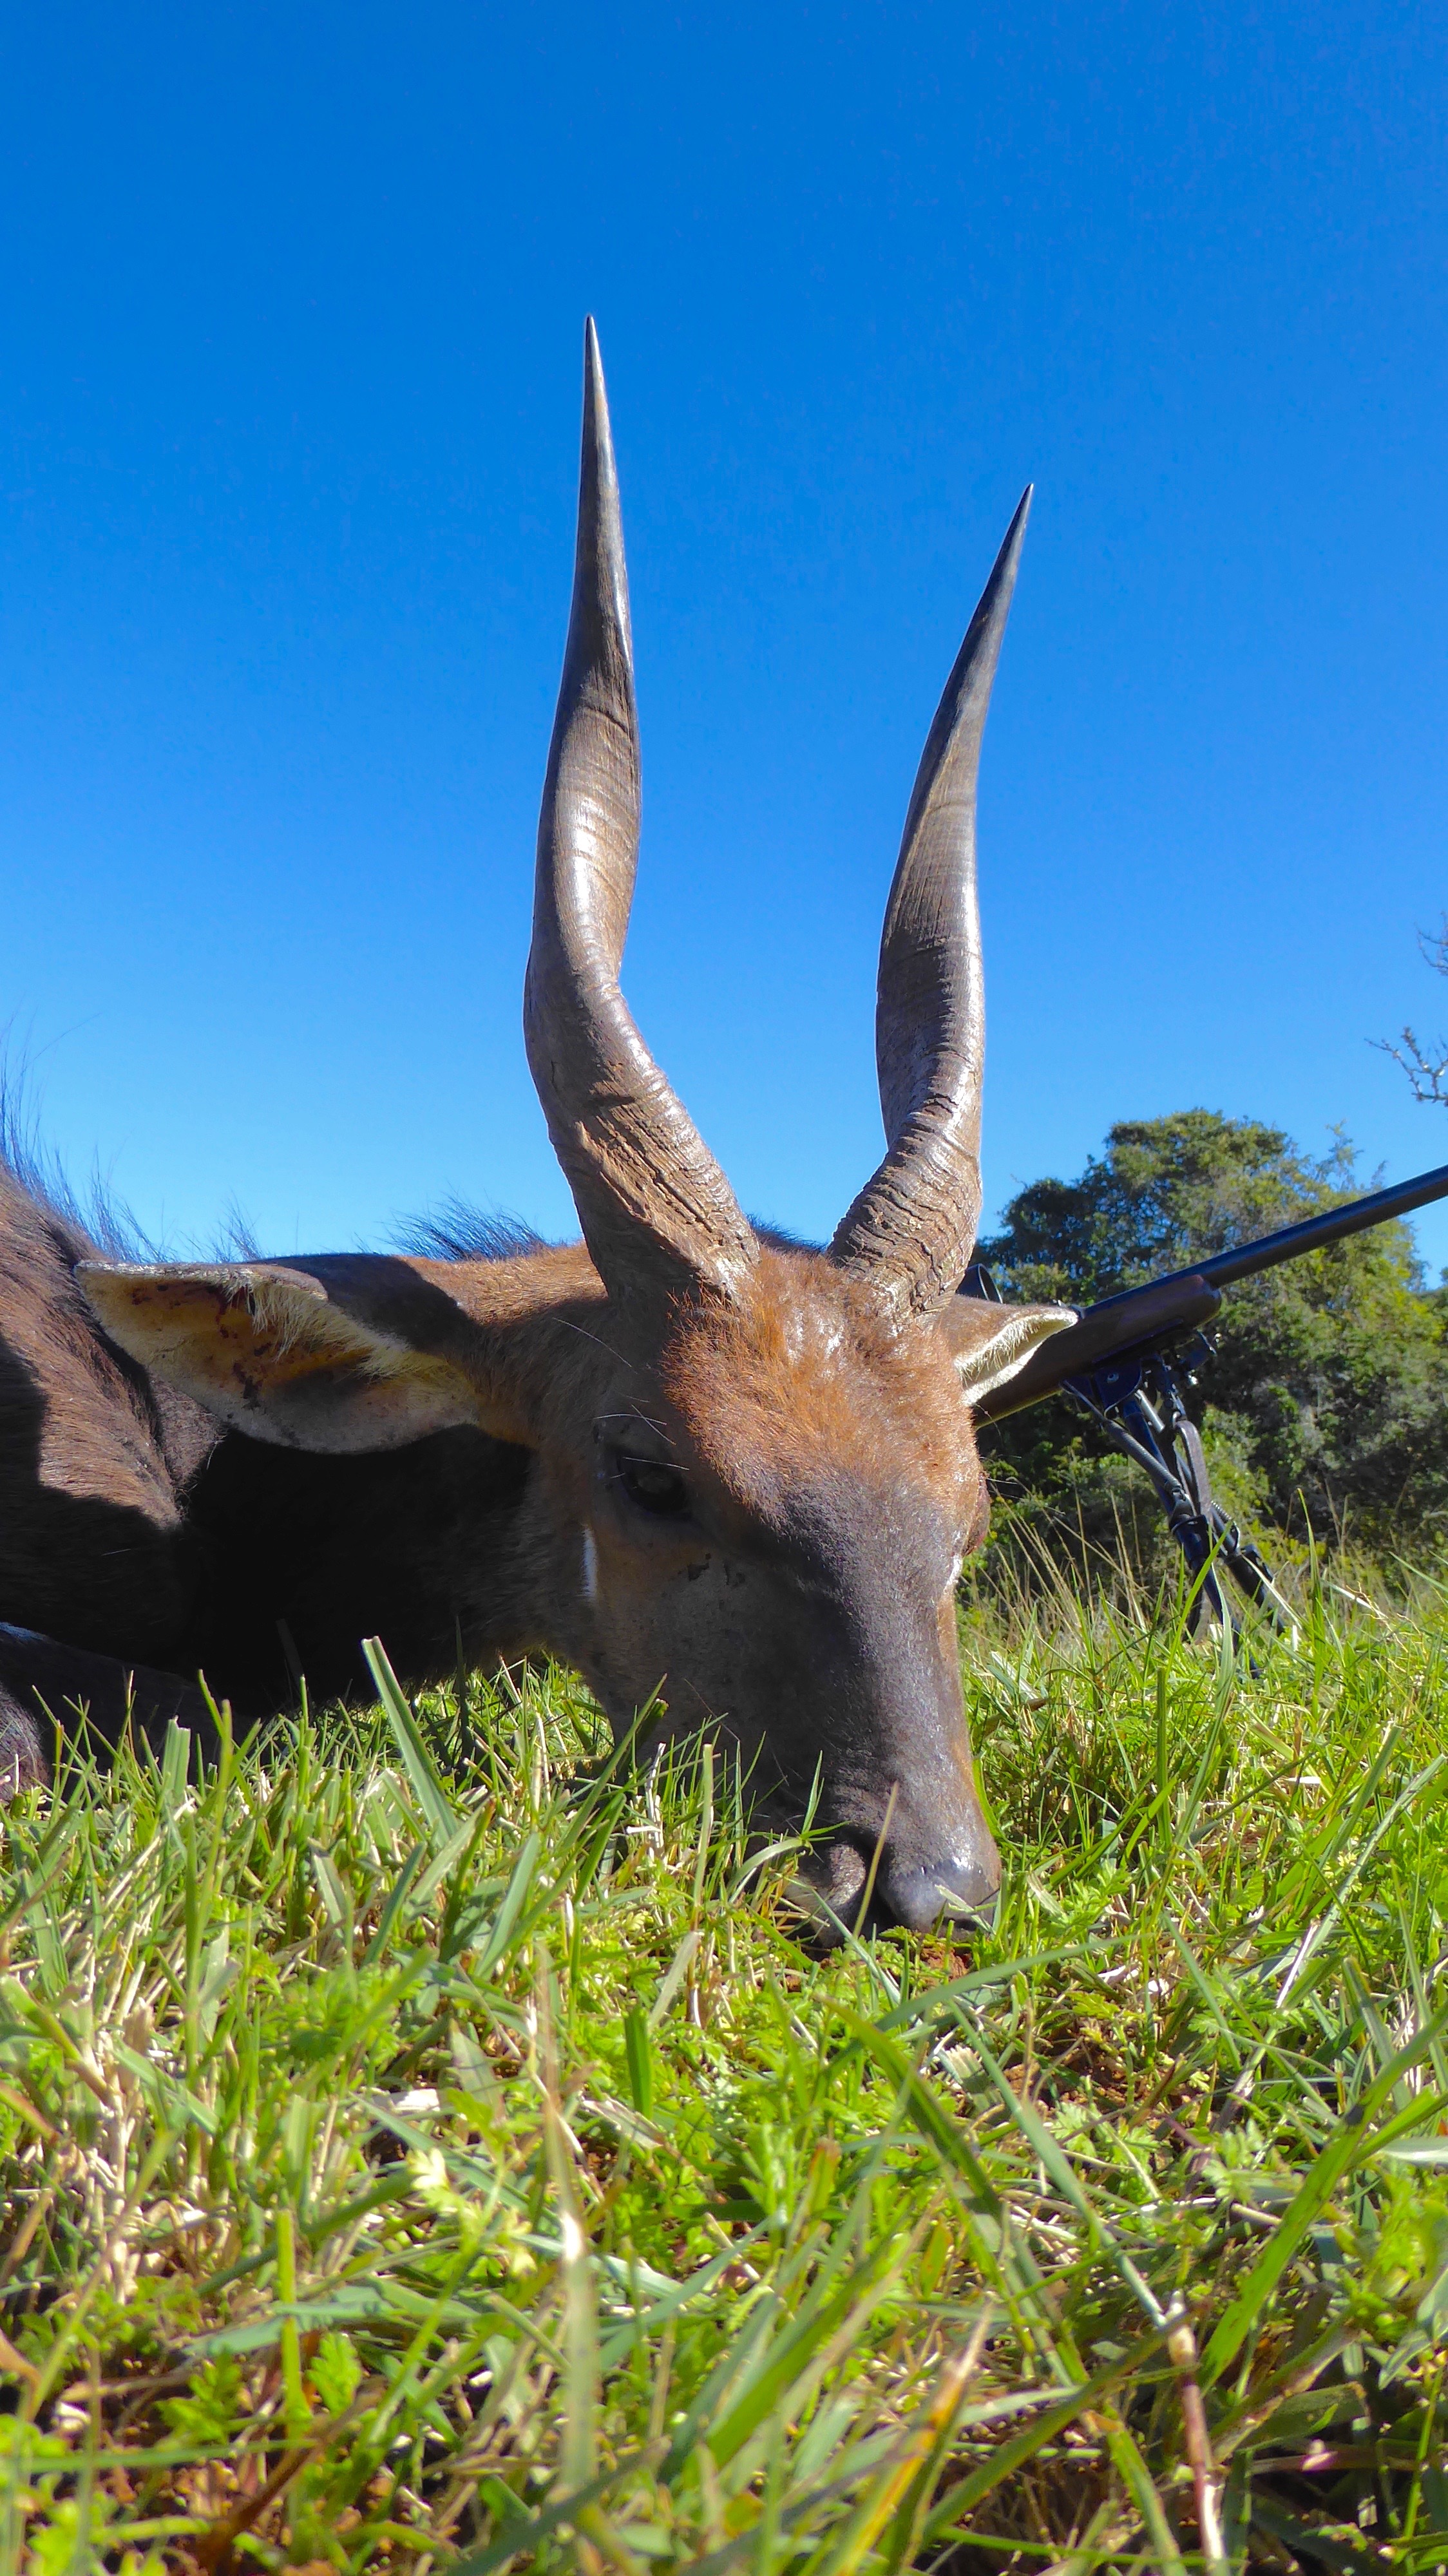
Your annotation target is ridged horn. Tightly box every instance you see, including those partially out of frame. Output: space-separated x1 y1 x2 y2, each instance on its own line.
524 321 757 1306
830 489 1031 1319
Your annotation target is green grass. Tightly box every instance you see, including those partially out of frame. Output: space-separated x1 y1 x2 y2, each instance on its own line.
3 1584 1448 2573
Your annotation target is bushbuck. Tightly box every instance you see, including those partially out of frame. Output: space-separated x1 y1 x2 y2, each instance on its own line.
0 324 1071 1930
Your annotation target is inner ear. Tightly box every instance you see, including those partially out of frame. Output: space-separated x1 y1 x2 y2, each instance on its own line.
937 1294 1077 1402
77 1258 519 1453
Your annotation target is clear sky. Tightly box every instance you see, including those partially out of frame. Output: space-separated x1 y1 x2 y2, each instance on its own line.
3 4 1447 1275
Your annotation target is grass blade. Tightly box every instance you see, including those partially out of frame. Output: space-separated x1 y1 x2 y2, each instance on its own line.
363 1633 458 1842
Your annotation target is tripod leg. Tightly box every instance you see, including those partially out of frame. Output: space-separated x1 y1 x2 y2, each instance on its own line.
1167 1416 1237 1638
1155 1492 1228 1635
1172 1402 1297 1638
1071 1347 1295 1646
1116 1390 1235 1639
1218 1522 1299 1636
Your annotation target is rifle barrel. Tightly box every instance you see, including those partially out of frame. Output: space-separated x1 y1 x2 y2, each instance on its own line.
1083 1157 1448 1312
971 1156 1448 1424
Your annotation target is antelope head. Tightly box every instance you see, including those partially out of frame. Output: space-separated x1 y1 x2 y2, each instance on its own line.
81 325 1071 1931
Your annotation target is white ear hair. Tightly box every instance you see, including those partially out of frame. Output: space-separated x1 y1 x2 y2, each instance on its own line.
77 1260 482 1452
943 1300 1077 1403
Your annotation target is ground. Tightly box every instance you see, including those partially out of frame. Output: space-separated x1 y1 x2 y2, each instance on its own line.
1 1576 1447 2573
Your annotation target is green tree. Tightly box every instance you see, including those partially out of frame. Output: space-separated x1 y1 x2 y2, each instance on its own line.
975 1110 1448 1580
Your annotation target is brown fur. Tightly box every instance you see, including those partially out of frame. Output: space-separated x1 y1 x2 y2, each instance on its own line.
660 1249 980 1511
0 1186 1065 1930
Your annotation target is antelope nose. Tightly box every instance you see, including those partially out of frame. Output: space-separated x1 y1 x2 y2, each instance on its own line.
875 1842 1001 1934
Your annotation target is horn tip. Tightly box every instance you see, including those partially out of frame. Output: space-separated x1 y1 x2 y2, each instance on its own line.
978 486 1031 628
1000 484 1032 562
581 318 614 467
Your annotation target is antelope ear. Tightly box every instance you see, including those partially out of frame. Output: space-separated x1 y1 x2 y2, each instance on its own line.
937 1296 1077 1403
76 1256 528 1452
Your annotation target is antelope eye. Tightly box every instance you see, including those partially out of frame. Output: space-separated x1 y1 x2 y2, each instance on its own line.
612 1450 691 1519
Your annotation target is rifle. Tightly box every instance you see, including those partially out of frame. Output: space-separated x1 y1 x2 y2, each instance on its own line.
963 1158 1448 1633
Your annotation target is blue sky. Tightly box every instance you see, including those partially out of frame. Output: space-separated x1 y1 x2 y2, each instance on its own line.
3 3 1447 1274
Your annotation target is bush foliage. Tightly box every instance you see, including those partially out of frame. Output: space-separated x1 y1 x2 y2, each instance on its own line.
975 1111 1448 1586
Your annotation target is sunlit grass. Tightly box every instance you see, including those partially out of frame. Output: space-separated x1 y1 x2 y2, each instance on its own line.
2 1581 1447 2571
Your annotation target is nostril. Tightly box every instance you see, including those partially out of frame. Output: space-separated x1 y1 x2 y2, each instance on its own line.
794 1832 871 1924
875 1848 1002 1935
792 1824 1001 1941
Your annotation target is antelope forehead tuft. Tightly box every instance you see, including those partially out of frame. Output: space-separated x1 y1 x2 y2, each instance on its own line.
779 1298 847 1368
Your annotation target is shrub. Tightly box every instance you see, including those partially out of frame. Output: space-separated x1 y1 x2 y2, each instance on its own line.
974 1110 1448 1589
